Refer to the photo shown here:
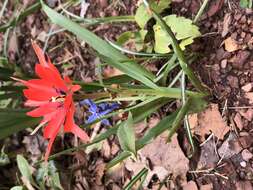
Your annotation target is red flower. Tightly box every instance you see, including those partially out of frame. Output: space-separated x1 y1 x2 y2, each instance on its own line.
12 42 89 161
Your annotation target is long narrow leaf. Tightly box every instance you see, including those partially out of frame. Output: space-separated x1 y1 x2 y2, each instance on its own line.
41 1 156 84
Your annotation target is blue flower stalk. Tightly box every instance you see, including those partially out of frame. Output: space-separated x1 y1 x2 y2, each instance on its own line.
79 99 119 126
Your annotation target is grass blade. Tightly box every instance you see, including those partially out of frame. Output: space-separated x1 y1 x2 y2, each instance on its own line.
123 167 148 190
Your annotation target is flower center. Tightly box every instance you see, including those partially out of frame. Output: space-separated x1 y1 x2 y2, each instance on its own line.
51 95 66 102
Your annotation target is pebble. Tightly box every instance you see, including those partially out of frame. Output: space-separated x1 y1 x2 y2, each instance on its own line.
242 149 253 161
221 59 227 68
242 83 253 92
240 161 247 167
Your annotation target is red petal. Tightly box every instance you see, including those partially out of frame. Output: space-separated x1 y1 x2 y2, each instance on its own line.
35 64 67 91
32 42 50 68
43 109 65 139
23 89 54 101
64 94 73 109
27 102 60 117
71 85 81 92
64 103 89 141
68 124 89 142
24 100 49 107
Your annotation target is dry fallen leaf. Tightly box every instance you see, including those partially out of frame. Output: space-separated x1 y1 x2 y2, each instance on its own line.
197 136 219 169
182 181 198 190
200 183 213 190
245 92 253 104
189 104 230 142
125 133 189 187
235 180 253 190
103 66 124 78
224 37 240 52
234 113 243 131
239 109 253 121
140 133 189 185
218 132 242 159
222 13 232 37
242 83 253 92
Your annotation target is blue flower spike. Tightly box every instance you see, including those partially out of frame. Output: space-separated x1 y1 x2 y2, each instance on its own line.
79 99 119 126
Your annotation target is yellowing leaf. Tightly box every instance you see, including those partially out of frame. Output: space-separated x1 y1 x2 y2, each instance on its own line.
135 0 171 28
153 15 201 53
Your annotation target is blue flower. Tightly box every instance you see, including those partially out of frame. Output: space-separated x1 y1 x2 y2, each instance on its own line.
79 99 119 126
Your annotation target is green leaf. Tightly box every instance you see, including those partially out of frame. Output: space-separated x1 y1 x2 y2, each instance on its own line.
117 30 147 51
117 112 136 156
0 2 41 33
240 0 252 8
17 155 34 183
41 1 155 82
0 146 10 166
0 67 14 80
100 56 160 90
107 111 178 168
153 15 201 53
151 9 208 93
10 186 24 190
0 109 39 139
123 167 148 190
131 97 169 123
135 0 171 28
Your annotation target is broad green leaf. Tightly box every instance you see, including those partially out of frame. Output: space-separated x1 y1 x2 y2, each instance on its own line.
135 0 171 28
41 1 155 83
151 9 208 93
117 30 147 51
17 155 34 184
117 112 136 155
153 15 201 53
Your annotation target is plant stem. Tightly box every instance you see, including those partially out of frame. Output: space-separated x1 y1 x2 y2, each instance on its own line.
193 0 210 23
167 98 192 140
0 2 41 32
149 8 209 94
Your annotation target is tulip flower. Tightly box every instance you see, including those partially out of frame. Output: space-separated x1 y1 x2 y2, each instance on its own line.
12 42 89 161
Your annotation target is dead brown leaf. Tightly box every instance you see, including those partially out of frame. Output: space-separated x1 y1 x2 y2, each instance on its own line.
182 181 198 190
197 137 219 169
218 132 242 159
239 109 253 121
234 113 244 131
200 183 213 190
224 37 241 52
242 83 253 92
103 66 124 78
190 104 230 142
245 92 253 104
235 180 253 190
125 133 189 188
140 133 189 184
222 13 232 37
